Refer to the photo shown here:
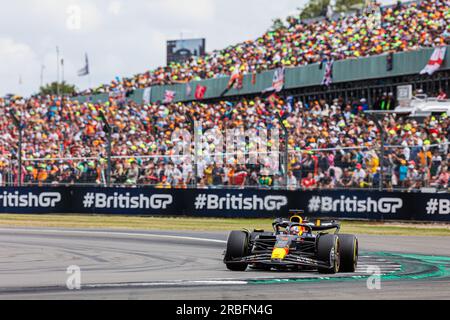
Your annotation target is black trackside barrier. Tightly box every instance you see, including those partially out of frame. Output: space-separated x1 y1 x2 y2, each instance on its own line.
0 187 449 222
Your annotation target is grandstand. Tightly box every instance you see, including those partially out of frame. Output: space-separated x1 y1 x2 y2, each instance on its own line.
74 0 449 96
0 0 449 192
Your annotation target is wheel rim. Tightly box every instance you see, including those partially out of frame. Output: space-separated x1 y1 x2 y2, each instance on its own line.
334 238 340 272
353 238 358 270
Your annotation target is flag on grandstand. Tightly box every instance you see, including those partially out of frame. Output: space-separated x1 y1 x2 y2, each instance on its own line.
286 96 294 113
322 59 334 86
195 85 207 100
142 87 151 104
251 73 257 85
186 82 192 98
420 47 447 76
77 54 89 77
220 66 244 97
227 67 244 90
326 4 334 19
163 90 176 103
109 90 126 102
386 52 394 71
263 68 285 93
319 58 325 70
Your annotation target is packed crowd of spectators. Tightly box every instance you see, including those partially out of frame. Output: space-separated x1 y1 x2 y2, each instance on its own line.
1 93 449 191
1 0 449 191
77 0 450 96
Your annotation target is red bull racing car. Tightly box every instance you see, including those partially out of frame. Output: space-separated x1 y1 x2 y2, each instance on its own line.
223 212 358 274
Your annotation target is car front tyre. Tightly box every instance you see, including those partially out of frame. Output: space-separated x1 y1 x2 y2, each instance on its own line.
317 234 340 274
225 231 249 271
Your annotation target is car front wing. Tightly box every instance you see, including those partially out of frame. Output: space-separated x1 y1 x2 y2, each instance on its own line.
224 253 331 269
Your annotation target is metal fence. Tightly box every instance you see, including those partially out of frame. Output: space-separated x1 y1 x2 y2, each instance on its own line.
2 142 447 193
2 103 449 193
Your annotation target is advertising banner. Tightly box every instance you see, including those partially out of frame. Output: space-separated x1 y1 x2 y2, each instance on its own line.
0 187 448 222
0 187 69 214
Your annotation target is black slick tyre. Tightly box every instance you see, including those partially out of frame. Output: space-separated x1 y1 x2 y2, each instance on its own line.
338 234 358 272
225 231 249 271
317 234 340 274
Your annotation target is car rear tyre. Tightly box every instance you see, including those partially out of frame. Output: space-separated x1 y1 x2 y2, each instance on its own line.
338 234 358 272
225 231 249 271
317 234 340 274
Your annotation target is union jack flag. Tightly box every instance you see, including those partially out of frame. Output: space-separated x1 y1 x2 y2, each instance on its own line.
263 68 285 93
322 59 334 87
163 90 176 103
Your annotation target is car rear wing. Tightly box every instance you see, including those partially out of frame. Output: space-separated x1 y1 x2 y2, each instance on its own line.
273 218 340 234
310 223 340 233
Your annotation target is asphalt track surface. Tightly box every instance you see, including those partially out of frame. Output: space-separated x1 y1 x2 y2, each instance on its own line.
0 227 448 300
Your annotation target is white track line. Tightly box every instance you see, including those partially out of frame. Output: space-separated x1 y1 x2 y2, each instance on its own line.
86 280 249 288
0 228 227 244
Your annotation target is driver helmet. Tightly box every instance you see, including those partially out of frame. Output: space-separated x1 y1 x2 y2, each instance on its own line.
290 226 301 235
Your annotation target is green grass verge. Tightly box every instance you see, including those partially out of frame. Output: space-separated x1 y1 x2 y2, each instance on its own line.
0 214 449 236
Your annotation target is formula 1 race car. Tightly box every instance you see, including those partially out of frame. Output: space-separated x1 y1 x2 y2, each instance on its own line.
223 212 358 274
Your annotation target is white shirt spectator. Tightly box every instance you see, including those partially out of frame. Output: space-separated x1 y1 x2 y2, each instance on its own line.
353 168 366 184
287 174 298 190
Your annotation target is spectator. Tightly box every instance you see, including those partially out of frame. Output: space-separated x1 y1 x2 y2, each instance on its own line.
286 171 298 190
432 165 449 189
231 166 248 187
126 162 140 185
301 172 317 190
338 169 353 188
1 90 448 191
352 164 367 188
398 160 408 188
437 88 448 100
212 164 225 187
